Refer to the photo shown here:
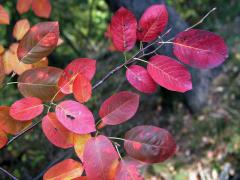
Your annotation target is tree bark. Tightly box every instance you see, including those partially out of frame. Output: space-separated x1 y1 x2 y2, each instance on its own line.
105 0 217 113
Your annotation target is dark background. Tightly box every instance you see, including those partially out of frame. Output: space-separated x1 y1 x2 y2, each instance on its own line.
0 0 239 179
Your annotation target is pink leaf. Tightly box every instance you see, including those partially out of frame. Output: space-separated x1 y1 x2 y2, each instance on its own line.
9 97 44 121
126 65 157 93
116 157 145 180
99 91 140 125
147 55 192 92
58 58 96 94
32 0 52 18
83 135 119 180
73 74 92 103
124 125 176 163
55 100 96 134
137 5 168 42
17 21 59 64
110 7 137 52
173 29 228 69
42 113 74 149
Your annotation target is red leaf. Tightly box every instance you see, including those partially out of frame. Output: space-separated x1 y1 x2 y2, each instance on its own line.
99 91 140 125
73 74 92 103
124 125 176 163
18 67 65 102
110 7 137 52
17 21 59 64
173 29 228 69
9 97 44 121
126 65 157 93
58 58 96 94
43 159 84 180
137 5 168 42
147 55 192 92
0 129 8 149
16 0 32 14
0 5 10 25
42 113 74 149
32 0 52 18
13 19 31 41
55 100 96 134
116 157 145 180
73 133 91 161
83 135 119 180
0 106 31 135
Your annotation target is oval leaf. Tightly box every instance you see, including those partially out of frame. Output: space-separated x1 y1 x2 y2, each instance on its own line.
126 65 157 93
137 5 168 42
99 91 140 125
116 157 145 180
18 66 65 102
43 159 84 180
0 106 31 135
42 113 74 149
58 58 96 94
74 133 91 161
147 55 192 93
73 74 92 103
9 97 44 121
13 19 30 41
17 21 59 64
83 135 119 180
32 0 52 18
124 125 176 163
55 100 96 134
173 29 229 69
0 5 10 25
17 0 32 14
110 7 137 52
0 129 7 149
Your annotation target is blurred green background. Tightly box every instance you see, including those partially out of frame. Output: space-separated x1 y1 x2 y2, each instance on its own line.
0 0 240 179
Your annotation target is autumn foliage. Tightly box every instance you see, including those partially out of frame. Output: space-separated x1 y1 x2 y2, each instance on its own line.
0 1 228 179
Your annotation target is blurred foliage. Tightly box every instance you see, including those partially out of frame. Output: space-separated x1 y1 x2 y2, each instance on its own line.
0 0 240 179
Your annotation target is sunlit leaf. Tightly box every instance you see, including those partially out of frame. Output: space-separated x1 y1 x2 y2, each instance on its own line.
173 29 229 69
55 100 96 134
13 19 31 41
0 106 31 135
16 0 32 14
99 91 140 125
9 97 44 121
58 58 96 94
73 74 92 103
147 55 192 93
126 65 157 93
124 125 176 163
17 21 59 64
18 66 65 102
0 44 5 55
137 5 168 42
43 159 84 180
0 129 7 149
74 133 91 161
110 7 137 52
42 113 74 149
32 0 52 18
3 43 32 75
0 5 10 25
83 135 119 179
116 157 145 180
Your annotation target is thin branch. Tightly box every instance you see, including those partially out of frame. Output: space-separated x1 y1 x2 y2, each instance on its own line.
0 167 18 180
